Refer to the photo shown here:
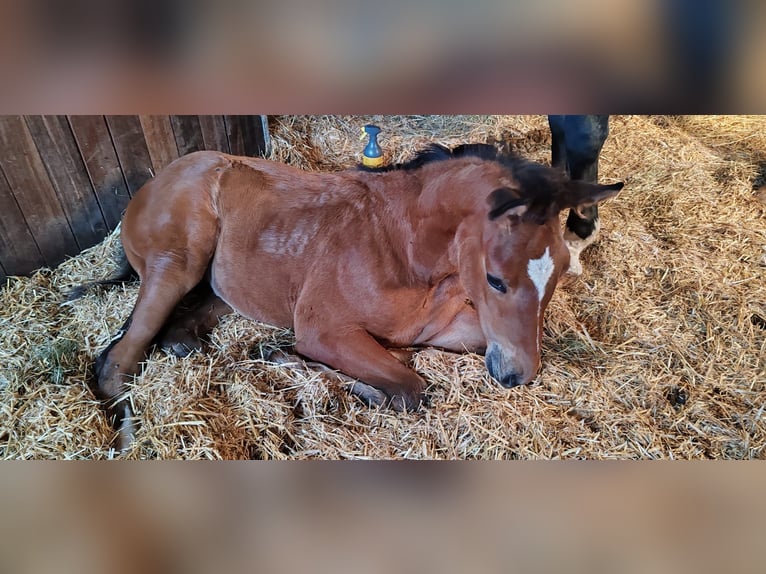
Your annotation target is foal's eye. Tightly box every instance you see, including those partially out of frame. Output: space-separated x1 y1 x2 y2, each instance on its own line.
486 273 507 293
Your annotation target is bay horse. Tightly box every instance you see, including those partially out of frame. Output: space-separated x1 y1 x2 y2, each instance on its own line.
83 143 622 450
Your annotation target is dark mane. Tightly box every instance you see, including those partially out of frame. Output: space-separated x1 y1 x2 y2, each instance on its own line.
357 142 517 173
359 142 568 224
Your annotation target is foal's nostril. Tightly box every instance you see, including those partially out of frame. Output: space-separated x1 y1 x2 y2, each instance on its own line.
500 372 523 388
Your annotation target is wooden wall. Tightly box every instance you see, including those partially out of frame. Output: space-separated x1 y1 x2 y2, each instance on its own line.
0 115 269 282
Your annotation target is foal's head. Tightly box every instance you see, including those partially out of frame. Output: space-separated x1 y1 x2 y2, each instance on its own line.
456 146 623 388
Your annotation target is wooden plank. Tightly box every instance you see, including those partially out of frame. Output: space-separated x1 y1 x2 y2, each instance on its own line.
24 115 108 250
224 115 268 157
0 168 45 276
105 115 155 195
0 115 80 268
138 115 178 172
198 115 230 153
68 115 131 230
170 115 205 156
224 116 248 157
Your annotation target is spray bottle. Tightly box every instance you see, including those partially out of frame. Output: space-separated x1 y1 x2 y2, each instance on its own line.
360 124 384 168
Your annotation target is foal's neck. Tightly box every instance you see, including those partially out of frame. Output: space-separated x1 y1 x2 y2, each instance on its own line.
404 161 489 282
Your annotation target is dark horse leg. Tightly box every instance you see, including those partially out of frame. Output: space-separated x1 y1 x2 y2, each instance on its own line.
548 115 610 275
155 281 233 357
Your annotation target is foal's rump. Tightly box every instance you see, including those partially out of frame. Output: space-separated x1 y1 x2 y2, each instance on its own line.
120 151 230 281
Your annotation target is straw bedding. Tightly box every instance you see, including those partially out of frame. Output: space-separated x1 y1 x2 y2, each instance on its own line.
1 115 764 459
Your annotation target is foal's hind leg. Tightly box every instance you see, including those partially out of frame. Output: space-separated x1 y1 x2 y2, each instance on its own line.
96 260 211 451
156 282 233 357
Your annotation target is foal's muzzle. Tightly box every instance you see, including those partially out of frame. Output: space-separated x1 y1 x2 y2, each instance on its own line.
498 372 523 388
485 344 527 389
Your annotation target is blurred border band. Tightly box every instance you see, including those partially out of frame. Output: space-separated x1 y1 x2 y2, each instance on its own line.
0 0 762 113
1 463 765 573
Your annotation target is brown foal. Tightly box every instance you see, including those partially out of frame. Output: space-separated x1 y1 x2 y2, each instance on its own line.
86 143 622 450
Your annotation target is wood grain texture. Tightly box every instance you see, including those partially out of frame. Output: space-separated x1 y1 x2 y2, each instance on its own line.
170 115 205 156
198 115 230 153
0 114 270 276
106 115 155 196
139 115 179 172
68 115 131 230
0 116 80 267
0 166 45 276
224 115 268 157
25 115 108 250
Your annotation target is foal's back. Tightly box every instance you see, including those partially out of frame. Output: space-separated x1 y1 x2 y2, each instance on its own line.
136 151 410 329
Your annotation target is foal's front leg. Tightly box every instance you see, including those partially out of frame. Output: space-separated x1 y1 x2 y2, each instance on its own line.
293 325 428 412
266 346 418 408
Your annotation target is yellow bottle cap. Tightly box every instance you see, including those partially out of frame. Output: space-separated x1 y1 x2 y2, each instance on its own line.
362 155 385 167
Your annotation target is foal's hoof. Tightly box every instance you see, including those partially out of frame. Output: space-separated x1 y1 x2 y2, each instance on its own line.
389 391 429 412
348 382 428 412
115 420 137 453
158 328 204 357
111 406 138 454
264 348 301 366
349 381 388 408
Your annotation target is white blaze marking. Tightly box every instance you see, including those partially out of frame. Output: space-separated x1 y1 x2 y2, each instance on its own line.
526 246 554 355
527 246 554 302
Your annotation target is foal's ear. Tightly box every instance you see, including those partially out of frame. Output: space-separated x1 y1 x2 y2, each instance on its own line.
559 181 623 218
487 187 528 220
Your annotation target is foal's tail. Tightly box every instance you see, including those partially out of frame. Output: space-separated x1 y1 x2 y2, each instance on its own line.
66 245 138 301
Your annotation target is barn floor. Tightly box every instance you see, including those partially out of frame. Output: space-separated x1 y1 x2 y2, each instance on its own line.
1 115 765 459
